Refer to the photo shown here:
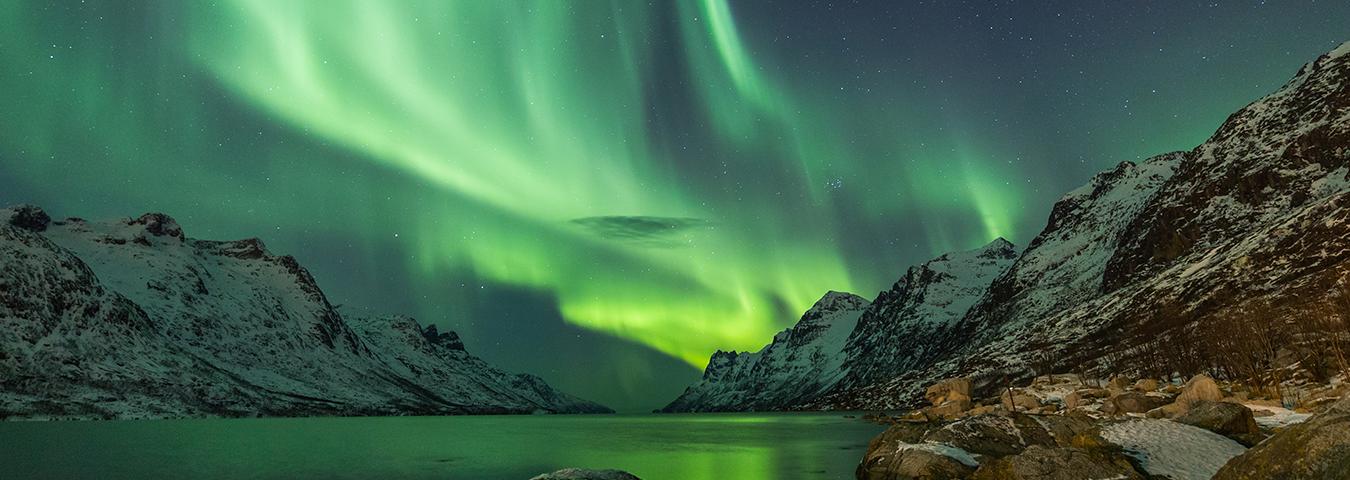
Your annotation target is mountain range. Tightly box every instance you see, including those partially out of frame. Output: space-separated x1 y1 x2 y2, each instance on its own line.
663 40 1350 412
0 206 610 418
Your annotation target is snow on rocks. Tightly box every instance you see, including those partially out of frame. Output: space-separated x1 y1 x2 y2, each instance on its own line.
1101 418 1246 480
1245 403 1313 429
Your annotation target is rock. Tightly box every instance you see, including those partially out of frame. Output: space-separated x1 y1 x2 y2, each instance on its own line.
1035 413 1102 447
968 404 997 417
1063 389 1108 410
1107 376 1133 392
1176 374 1224 408
1175 401 1264 447
1064 391 1084 410
1101 391 1169 415
923 414 1056 457
925 377 973 406
1213 396 1350 479
857 445 977 480
130 212 184 239
530 469 641 480
868 421 941 448
1150 374 1227 418
971 445 1144 480
927 397 973 420
1133 379 1160 392
4 204 51 232
1000 390 1042 411
858 422 975 480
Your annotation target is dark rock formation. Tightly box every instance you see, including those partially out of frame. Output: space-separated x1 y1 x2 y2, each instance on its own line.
1213 395 1350 479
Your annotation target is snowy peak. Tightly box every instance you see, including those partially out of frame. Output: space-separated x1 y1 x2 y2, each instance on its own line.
1 205 611 418
809 290 870 313
2 204 52 232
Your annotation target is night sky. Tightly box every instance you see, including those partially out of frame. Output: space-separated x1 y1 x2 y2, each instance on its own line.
2 1 1347 412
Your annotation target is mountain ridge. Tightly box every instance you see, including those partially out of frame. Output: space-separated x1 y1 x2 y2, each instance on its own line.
0 205 611 419
664 40 1350 412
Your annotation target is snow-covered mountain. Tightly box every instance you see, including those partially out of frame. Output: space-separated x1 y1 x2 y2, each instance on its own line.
0 206 610 419
662 239 1017 412
665 41 1350 412
660 291 868 412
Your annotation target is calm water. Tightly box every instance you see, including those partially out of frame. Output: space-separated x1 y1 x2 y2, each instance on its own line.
0 413 884 479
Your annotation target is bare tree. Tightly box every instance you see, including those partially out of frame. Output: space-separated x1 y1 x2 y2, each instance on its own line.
1307 290 1350 381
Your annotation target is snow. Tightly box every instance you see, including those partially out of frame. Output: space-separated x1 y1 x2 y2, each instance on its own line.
896 441 981 467
1101 419 1246 480
1245 403 1313 429
1329 40 1350 60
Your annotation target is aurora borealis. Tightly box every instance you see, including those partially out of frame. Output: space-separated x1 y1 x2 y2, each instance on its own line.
2 1 1348 411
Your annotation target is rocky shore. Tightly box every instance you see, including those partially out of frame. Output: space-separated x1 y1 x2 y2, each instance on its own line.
858 374 1348 479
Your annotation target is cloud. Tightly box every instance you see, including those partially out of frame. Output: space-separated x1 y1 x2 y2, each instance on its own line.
569 216 714 248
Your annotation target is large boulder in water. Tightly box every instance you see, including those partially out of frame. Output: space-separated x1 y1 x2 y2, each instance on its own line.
971 445 1144 480
1213 395 1350 479
1175 401 1263 446
530 469 641 480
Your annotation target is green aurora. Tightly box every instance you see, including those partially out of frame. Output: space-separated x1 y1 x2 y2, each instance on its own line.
2 1 1346 409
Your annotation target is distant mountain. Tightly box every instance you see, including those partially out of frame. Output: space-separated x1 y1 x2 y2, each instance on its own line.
664 40 1350 412
0 206 610 419
660 291 869 412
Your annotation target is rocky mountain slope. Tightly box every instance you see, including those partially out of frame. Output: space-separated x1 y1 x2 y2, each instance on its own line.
0 206 610 419
660 291 869 412
662 240 1017 412
665 41 1350 412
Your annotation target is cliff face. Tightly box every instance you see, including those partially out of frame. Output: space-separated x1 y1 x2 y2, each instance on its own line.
0 207 610 419
666 41 1350 412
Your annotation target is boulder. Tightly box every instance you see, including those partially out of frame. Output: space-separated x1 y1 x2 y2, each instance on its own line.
530 468 641 480
1063 391 1084 410
1175 401 1264 447
1034 413 1102 447
1175 374 1224 408
1133 379 1160 392
923 414 1056 457
1000 390 1042 411
1149 374 1226 418
1063 389 1108 410
1107 376 1132 392
1101 391 1169 415
971 445 1144 480
1213 395 1350 479
927 398 973 420
968 404 997 417
925 377 973 406
857 445 977 480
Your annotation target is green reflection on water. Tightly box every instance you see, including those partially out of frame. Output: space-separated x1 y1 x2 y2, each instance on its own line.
0 413 884 479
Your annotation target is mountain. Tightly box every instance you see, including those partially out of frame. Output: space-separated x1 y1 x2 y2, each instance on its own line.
661 239 1017 412
0 206 610 419
665 40 1350 412
660 291 869 412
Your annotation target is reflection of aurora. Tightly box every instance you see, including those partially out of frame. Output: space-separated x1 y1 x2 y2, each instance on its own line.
3 0 1296 373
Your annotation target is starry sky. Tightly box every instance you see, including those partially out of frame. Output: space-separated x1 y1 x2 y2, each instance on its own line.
1 1 1347 412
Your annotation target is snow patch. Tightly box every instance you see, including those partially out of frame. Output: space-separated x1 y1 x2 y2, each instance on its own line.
896 441 981 467
1101 419 1246 480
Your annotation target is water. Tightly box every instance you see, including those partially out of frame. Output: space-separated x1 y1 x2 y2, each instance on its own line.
0 413 885 479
